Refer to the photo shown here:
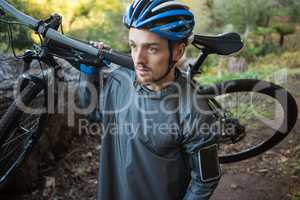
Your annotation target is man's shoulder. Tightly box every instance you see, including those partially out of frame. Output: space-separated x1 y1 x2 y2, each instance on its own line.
106 65 135 86
175 70 211 117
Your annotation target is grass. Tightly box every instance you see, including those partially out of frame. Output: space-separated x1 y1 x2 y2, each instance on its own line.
195 63 294 132
195 63 300 86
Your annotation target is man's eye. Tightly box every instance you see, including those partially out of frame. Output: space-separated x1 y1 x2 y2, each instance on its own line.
148 47 158 53
129 44 136 49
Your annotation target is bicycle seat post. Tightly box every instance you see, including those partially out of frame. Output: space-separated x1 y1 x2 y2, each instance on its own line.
188 48 210 80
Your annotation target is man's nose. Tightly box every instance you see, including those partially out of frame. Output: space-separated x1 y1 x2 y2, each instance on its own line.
134 48 147 65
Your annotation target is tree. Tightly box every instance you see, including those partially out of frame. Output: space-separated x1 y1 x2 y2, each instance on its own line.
273 23 295 47
0 0 129 52
207 0 300 47
178 0 212 34
209 0 277 35
0 0 54 52
271 0 300 46
0 1 31 51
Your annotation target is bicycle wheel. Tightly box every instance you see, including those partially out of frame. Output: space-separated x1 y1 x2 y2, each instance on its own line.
198 79 298 163
0 81 47 186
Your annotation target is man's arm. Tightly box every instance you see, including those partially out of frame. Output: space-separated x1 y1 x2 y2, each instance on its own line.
182 149 220 200
181 101 221 200
78 65 102 122
78 41 111 122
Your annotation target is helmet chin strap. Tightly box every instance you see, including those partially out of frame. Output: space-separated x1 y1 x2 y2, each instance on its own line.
152 40 176 83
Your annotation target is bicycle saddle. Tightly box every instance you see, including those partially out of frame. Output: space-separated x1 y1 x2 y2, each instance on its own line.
193 32 244 55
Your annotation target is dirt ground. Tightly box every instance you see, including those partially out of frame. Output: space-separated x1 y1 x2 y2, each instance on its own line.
211 74 300 200
211 129 300 200
1 73 300 200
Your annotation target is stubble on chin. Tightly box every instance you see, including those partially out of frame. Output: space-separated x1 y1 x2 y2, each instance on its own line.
136 75 152 85
135 69 154 85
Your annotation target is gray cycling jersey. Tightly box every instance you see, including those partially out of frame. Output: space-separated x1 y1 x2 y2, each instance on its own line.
79 67 220 200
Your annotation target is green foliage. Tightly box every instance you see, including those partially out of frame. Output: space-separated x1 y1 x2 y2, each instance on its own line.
240 42 263 62
0 0 35 51
202 54 219 71
0 0 128 52
284 32 300 51
1 0 300 62
0 22 33 52
260 43 283 55
274 0 300 22
273 23 296 35
256 51 300 69
209 0 299 43
238 28 285 62
197 49 300 87
196 70 260 85
210 0 276 33
178 0 213 34
292 191 300 200
241 42 283 62
66 0 128 51
254 26 275 36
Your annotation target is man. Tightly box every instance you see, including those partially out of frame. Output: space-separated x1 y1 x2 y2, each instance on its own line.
79 0 220 199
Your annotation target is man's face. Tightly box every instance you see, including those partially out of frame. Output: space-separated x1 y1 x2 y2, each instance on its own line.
128 28 171 84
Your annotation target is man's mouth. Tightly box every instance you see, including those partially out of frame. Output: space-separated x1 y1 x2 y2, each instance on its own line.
136 66 151 76
137 67 149 71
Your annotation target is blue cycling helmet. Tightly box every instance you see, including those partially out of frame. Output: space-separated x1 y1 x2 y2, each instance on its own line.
123 0 195 41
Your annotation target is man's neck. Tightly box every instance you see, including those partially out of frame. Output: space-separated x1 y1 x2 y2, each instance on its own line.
146 68 176 91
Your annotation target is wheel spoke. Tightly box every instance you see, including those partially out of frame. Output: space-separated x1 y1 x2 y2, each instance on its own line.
1 128 31 148
0 83 46 183
207 80 298 163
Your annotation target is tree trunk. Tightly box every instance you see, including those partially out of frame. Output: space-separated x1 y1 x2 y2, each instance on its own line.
279 33 285 47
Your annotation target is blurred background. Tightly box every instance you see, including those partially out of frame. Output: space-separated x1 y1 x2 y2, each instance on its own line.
1 0 300 83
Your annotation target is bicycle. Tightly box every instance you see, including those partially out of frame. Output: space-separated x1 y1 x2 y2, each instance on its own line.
0 0 298 188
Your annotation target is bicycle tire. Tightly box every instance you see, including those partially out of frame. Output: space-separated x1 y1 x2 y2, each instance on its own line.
0 82 47 186
198 79 298 163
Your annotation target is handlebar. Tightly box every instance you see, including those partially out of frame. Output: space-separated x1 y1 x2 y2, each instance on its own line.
0 0 134 69
45 29 134 68
0 0 38 28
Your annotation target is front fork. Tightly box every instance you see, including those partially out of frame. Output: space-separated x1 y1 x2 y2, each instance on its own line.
17 50 62 112
35 52 65 113
19 50 47 91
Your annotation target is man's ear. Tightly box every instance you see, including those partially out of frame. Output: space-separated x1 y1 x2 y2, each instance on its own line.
173 42 186 63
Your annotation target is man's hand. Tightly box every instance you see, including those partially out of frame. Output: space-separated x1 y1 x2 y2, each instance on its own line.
80 41 111 75
89 41 110 50
89 41 111 65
